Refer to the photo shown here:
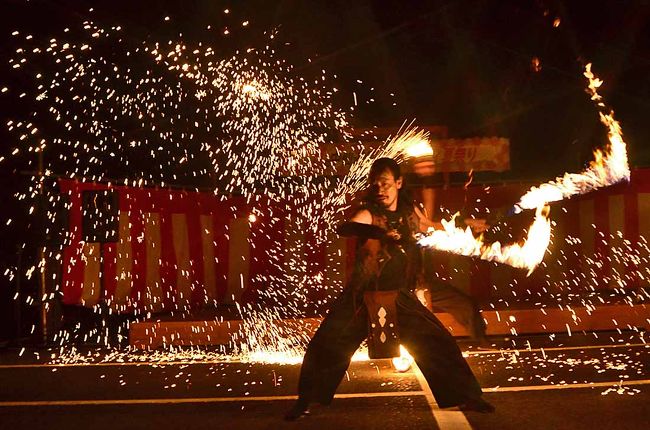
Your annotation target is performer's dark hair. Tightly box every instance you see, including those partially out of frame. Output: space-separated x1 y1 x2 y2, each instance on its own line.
363 157 414 214
368 157 401 183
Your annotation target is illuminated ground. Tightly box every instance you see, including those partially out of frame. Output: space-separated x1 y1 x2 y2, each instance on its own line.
1 331 649 430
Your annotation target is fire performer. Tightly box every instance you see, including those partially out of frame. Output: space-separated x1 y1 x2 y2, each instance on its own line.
285 157 494 420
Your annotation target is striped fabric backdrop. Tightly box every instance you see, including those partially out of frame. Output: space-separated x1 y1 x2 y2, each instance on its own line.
58 169 650 313
417 169 650 301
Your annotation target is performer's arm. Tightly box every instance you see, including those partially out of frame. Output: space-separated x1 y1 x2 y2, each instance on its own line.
463 218 488 232
413 205 443 232
349 209 372 224
338 209 386 239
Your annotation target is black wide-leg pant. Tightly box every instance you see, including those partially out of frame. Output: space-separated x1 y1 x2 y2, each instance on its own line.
426 280 487 342
296 288 484 408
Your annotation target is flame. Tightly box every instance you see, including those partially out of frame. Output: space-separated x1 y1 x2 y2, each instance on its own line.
392 345 414 372
417 205 551 275
404 137 433 158
514 64 630 212
416 64 628 274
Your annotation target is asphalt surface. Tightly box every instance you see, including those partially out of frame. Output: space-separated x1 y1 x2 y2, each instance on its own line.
1 331 649 430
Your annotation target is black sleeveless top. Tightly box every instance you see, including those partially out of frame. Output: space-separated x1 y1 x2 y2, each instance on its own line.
348 205 423 293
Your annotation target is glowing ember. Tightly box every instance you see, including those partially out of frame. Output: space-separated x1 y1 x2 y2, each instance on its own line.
240 81 271 101
601 383 642 396
232 311 311 365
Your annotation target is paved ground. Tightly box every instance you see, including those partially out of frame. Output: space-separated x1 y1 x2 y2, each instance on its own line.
1 331 649 430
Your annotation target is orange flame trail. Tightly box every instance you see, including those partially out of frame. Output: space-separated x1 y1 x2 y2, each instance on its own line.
417 206 550 275
415 64 629 274
514 64 630 212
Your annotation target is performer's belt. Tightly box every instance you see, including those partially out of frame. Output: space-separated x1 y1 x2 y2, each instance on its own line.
363 290 400 359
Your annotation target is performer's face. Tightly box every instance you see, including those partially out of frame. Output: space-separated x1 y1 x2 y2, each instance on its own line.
371 169 402 211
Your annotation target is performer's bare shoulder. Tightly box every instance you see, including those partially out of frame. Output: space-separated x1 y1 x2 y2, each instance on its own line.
349 209 372 225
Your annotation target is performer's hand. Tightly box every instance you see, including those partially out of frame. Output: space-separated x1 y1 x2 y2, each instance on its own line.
463 218 489 233
386 229 402 241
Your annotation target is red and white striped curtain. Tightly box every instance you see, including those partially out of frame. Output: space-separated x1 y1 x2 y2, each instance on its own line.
59 169 650 313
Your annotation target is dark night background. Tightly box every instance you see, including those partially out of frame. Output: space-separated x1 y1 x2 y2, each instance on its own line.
1 0 649 342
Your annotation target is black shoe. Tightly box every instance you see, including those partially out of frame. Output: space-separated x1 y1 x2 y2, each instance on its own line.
284 400 310 421
459 398 495 413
